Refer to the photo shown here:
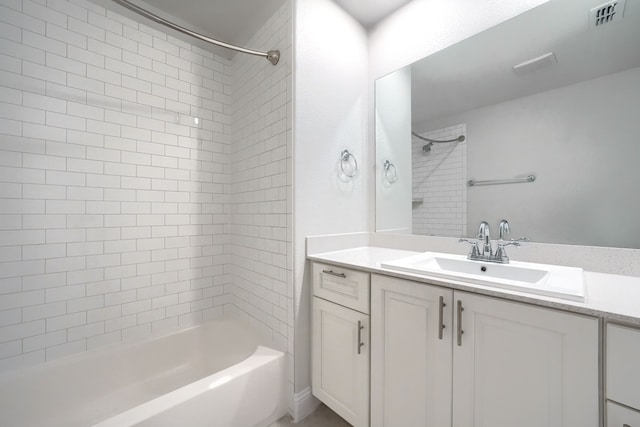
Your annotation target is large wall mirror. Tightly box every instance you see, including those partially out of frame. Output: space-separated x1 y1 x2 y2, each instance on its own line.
375 0 640 249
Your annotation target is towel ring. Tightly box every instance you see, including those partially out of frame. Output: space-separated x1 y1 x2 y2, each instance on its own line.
383 160 397 183
340 149 358 178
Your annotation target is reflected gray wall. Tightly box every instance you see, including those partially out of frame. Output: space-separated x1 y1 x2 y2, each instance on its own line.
415 66 640 248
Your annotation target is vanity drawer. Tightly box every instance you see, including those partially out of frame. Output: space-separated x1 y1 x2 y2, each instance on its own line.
607 324 640 410
607 401 640 427
312 262 370 314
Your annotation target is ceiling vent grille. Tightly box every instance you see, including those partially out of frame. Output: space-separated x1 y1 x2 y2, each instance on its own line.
590 0 626 28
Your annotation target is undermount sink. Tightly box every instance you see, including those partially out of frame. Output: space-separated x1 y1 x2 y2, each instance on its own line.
381 252 585 302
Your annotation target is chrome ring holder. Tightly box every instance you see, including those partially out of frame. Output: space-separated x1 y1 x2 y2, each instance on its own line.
383 160 397 183
340 149 358 178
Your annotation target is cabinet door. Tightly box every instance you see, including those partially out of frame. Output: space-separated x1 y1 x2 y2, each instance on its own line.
371 274 453 427
312 297 369 427
607 323 640 410
453 291 599 427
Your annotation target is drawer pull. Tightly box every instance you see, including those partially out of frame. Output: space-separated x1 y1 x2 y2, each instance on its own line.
357 321 365 354
438 296 446 340
623 424 631 427
457 300 464 346
322 270 346 279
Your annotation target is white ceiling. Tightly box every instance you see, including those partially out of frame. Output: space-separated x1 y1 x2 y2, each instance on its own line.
409 0 640 124
332 0 415 27
105 0 412 59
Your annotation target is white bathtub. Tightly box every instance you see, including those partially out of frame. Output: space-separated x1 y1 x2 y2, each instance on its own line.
0 319 287 427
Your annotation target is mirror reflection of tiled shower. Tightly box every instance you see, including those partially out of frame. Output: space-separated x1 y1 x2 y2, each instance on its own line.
411 123 467 237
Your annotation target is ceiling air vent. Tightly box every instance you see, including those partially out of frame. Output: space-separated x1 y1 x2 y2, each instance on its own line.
590 0 626 28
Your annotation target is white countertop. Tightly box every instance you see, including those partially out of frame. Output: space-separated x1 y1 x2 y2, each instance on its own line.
308 246 640 326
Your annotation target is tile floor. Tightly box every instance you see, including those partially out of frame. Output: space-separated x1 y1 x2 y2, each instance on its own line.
269 404 352 427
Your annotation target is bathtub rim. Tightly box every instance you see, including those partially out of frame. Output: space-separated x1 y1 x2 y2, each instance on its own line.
92 345 287 427
0 317 269 382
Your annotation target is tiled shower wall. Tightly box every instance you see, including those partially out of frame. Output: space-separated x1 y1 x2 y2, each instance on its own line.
228 1 293 373
412 123 467 236
0 0 234 370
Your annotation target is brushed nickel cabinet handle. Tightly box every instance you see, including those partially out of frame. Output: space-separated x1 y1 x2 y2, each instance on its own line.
322 270 346 278
457 300 464 346
357 320 365 354
438 296 446 340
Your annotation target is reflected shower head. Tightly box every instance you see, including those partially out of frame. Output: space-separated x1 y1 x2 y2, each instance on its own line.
420 134 465 153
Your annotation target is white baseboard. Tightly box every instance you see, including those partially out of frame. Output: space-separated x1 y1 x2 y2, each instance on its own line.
293 386 321 423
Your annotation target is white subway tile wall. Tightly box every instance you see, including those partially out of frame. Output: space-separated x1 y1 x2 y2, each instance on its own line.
227 0 293 383
412 124 467 237
0 0 291 373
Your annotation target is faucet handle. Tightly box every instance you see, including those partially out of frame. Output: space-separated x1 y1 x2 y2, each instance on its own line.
500 241 521 248
501 237 529 247
459 238 477 245
494 237 528 263
459 238 480 258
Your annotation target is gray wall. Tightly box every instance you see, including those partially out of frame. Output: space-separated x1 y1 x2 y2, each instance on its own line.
422 66 640 248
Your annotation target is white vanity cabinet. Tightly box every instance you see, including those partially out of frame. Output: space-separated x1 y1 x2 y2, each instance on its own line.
371 274 599 427
453 290 599 427
311 263 370 427
606 323 640 426
371 274 453 427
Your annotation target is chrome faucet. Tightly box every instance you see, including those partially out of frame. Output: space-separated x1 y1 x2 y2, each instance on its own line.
460 219 528 264
478 221 491 256
498 219 510 240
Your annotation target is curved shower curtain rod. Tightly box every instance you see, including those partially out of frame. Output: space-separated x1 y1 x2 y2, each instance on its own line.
411 131 465 144
111 0 280 65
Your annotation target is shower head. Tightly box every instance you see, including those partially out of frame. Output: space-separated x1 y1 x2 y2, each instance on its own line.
418 134 465 153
